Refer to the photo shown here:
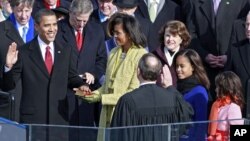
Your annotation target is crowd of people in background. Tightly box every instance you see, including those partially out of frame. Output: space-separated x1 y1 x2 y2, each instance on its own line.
1 0 250 141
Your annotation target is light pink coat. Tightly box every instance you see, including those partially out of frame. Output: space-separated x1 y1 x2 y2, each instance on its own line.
217 103 243 131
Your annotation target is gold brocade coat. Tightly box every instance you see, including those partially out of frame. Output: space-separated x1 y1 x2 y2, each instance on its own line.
93 45 147 130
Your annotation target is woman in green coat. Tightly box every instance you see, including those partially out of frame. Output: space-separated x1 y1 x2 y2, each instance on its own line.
76 12 148 139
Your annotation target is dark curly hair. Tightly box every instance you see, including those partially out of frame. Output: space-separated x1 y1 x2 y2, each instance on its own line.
215 71 245 109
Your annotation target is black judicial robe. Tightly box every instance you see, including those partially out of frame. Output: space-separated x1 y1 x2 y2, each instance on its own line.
110 84 194 141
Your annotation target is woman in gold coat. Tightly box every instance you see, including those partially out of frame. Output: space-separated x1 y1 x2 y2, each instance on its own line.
76 12 147 138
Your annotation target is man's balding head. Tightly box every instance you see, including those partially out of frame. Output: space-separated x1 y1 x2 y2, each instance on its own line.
138 53 162 81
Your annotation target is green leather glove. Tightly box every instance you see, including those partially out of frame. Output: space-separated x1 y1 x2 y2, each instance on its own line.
82 93 101 103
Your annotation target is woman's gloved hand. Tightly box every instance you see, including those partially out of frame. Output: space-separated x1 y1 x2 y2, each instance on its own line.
82 93 101 103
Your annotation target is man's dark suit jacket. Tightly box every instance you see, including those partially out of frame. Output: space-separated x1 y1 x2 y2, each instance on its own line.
171 0 193 28
56 18 107 128
111 84 194 141
90 9 110 40
135 0 181 52
57 19 107 88
135 14 152 47
189 0 249 57
226 19 250 118
2 37 85 125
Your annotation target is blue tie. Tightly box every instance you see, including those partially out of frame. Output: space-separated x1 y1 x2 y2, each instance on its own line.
22 26 28 43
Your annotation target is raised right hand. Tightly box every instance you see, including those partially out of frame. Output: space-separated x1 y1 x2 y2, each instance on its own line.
160 65 173 88
6 42 18 69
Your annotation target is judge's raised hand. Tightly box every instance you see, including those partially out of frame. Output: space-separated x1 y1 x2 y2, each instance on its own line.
6 42 18 69
160 65 173 88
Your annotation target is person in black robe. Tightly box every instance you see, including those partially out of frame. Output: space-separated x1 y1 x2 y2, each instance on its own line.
110 53 194 141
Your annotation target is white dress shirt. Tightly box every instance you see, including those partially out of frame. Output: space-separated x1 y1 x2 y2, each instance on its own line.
140 81 156 86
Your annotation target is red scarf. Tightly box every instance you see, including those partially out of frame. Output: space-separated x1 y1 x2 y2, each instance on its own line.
207 96 231 141
43 0 60 9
